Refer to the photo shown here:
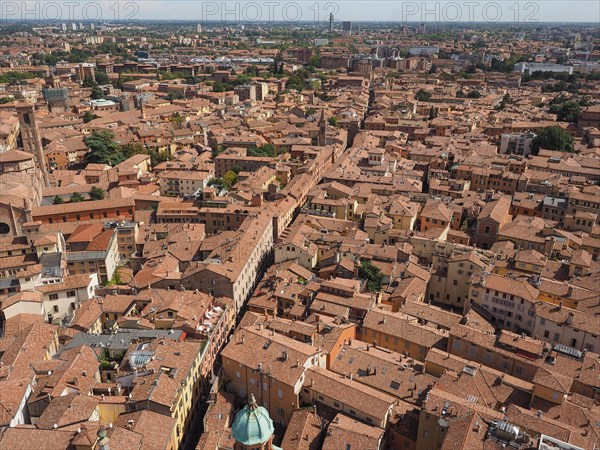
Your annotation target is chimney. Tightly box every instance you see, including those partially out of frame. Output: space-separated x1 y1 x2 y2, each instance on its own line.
566 312 574 325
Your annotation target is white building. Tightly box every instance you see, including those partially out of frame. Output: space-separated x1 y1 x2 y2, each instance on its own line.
409 46 439 56
514 62 573 75
37 273 99 324
500 133 536 157
0 273 98 324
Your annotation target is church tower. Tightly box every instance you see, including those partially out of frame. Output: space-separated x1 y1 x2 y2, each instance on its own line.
318 108 327 146
16 103 49 187
232 394 282 450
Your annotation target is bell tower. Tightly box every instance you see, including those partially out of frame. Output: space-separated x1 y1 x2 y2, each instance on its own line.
16 103 49 187
318 108 327 146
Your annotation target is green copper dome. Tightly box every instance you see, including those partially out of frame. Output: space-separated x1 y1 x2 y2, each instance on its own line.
232 394 274 446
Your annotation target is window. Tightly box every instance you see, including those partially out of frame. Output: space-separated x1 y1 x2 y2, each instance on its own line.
49 293 59 300
53 305 59 312
67 291 76 297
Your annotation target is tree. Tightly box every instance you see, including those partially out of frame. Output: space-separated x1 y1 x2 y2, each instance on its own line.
170 112 184 123
84 130 124 165
149 150 170 166
95 71 110 85
83 75 104 99
83 111 98 123
359 259 384 293
305 107 317 117
208 177 225 191
328 116 338 127
456 90 466 98
415 89 432 102
82 75 96 88
167 91 185 101
467 90 482 99
429 106 436 120
53 195 64 204
212 81 227 93
223 170 238 188
497 92 511 110
70 192 84 203
90 85 104 99
248 144 279 157
556 101 582 123
244 65 260 77
286 74 306 92
307 54 321 68
556 55 568 65
89 186 106 201
531 126 574 155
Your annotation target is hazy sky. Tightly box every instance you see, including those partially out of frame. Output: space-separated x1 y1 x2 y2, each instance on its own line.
4 1 600 24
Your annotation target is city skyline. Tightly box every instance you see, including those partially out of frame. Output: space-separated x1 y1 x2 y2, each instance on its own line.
1 1 599 24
